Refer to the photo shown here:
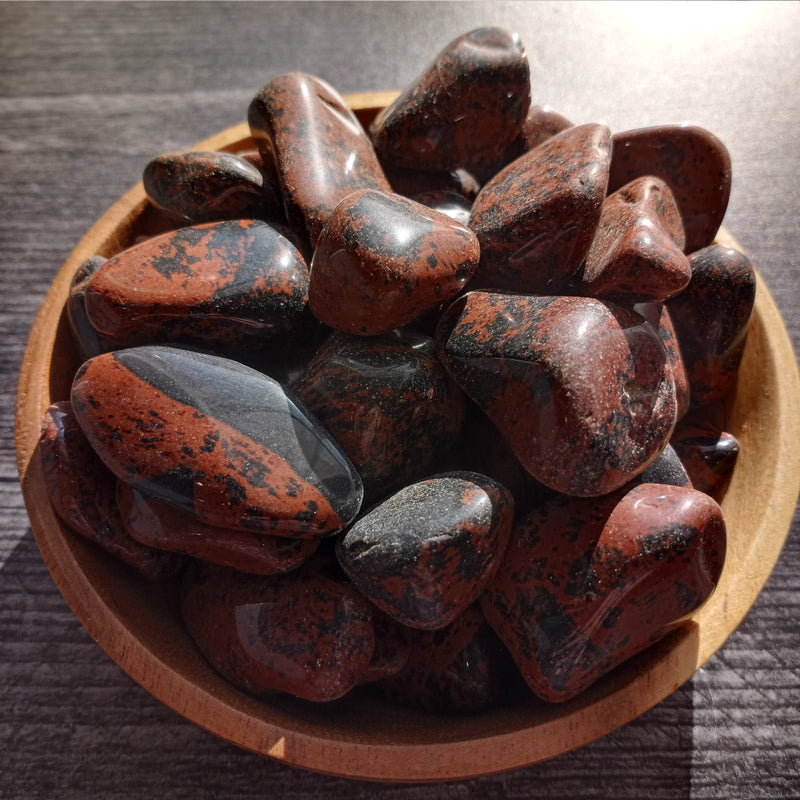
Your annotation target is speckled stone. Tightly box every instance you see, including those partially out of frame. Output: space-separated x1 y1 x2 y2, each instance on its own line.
116 481 319 575
668 244 756 406
180 559 375 702
671 418 740 498
291 328 466 503
38 401 181 579
436 292 677 496
70 346 363 537
469 123 611 293
308 189 479 336
336 471 514 630
370 27 530 174
609 125 732 253
481 483 726 703
248 72 391 247
576 176 691 302
83 219 310 351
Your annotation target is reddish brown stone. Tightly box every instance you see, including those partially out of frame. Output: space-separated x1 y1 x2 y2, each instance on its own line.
410 191 472 227
671 418 739 498
382 163 480 201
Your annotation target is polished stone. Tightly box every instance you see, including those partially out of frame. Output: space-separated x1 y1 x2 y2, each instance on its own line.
671 418 740 498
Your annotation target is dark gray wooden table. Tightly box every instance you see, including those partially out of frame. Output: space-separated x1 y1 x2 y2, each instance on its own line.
2 2 798 797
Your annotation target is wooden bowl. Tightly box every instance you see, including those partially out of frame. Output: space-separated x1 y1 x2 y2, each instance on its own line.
15 93 800 782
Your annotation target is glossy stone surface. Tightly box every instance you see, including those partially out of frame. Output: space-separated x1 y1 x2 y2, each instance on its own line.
291 328 466 503
482 483 726 703
248 72 391 247
181 559 375 702
308 189 479 336
379 604 519 713
668 244 756 406
336 472 514 630
436 292 677 496
412 191 472 227
370 27 530 173
469 123 611 293
609 125 732 253
117 482 318 575
577 176 691 302
70 346 363 536
671 418 740 498
382 164 480 201
67 255 119 360
84 219 310 351
38 401 181 579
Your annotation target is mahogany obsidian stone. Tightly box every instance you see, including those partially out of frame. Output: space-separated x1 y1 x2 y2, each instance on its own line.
370 27 531 174
180 560 375 702
436 292 678 497
248 72 391 248
336 471 514 630
83 219 310 351
411 191 473 227
291 328 466 504
671 419 740 498
481 483 726 703
70 346 363 537
308 189 479 336
38 401 181 579
67 255 120 360
609 124 732 254
382 163 480 202
469 123 611 294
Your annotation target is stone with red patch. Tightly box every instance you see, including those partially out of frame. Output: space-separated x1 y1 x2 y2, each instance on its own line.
481 483 726 703
308 189 479 336
248 72 391 248
608 124 732 253
671 418 740 498
70 346 363 537
370 27 530 175
435 291 677 497
336 471 514 630
469 123 611 294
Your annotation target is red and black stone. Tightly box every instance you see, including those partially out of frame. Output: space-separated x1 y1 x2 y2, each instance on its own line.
469 123 611 294
142 150 283 224
481 483 726 703
608 125 732 254
671 418 740 499
382 163 480 202
116 481 319 575
379 604 522 714
411 190 472 227
576 176 691 303
436 291 678 496
359 611 411 684
83 219 310 352
308 189 479 336
70 346 363 537
38 401 182 579
180 560 375 702
335 471 514 630
248 72 391 247
291 328 466 504
667 244 756 406
370 27 530 175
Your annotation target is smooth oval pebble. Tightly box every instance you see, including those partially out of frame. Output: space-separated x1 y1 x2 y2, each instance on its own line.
308 189 479 336
70 346 363 537
336 471 513 630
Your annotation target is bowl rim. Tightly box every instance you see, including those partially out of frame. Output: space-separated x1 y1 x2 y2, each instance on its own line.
14 93 800 782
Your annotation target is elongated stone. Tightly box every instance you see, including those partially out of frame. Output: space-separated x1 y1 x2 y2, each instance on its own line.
370 27 530 174
308 189 479 335
469 123 611 293
70 346 363 537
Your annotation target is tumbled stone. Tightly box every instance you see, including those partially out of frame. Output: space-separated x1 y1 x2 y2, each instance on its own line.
308 189 479 336
291 328 466 503
635 443 691 488
116 482 318 575
411 191 472 227
67 255 120 360
180 560 375 702
70 346 363 537
248 72 391 247
436 292 677 496
336 472 514 630
671 418 739 498
576 176 691 302
469 123 611 293
481 483 726 703
38 401 181 579
668 244 756 406
359 612 411 684
84 219 310 351
382 163 480 201
609 125 732 253
370 27 530 174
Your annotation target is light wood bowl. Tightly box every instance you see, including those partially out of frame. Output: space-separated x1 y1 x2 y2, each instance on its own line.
15 93 800 782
